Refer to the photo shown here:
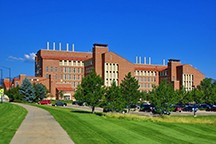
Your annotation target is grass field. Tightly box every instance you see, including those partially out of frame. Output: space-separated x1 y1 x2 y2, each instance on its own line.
0 103 27 144
34 105 216 144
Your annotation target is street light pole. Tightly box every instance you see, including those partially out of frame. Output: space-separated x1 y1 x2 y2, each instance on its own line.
192 85 196 117
0 69 3 104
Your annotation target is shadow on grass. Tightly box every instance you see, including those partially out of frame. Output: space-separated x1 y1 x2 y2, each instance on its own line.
70 110 105 116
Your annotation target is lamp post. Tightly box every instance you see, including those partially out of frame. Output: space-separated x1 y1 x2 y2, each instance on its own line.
1 66 11 102
192 85 196 117
0 69 3 104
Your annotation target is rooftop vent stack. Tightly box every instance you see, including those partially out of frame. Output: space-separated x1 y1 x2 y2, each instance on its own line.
72 44 74 52
136 56 138 64
163 59 165 65
53 42 55 50
67 43 69 51
47 42 49 50
59 43 61 51
144 57 146 64
139 57 141 64
149 57 151 65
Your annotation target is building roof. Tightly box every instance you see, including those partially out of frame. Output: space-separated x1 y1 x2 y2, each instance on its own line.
35 78 49 83
4 81 12 88
134 66 168 71
56 87 74 91
41 55 91 61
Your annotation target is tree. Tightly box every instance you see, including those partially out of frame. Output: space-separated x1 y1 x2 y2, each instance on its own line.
120 72 140 114
5 85 24 101
19 78 36 102
197 78 216 104
74 70 105 114
148 80 178 114
33 83 46 100
105 81 125 112
58 90 66 100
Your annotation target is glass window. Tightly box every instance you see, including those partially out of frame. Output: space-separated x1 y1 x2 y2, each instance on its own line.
61 74 63 79
73 68 76 73
78 75 80 80
148 84 150 88
78 68 80 73
141 77 143 82
61 67 63 73
55 74 57 79
73 75 76 80
51 67 53 72
73 82 76 87
55 67 57 72
69 68 71 73
144 84 146 88
64 67 67 73
46 66 48 72
82 68 83 73
151 78 153 82
64 74 67 80
141 83 143 88
148 77 150 82
69 74 71 80
78 82 80 85
46 74 48 78
154 78 156 82
144 77 146 82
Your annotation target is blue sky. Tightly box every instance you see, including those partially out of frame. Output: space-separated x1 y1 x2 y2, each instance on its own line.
0 0 216 80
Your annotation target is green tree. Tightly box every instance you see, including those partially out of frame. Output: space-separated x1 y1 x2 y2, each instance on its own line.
148 80 178 114
74 70 105 114
197 78 216 104
33 83 46 100
105 81 125 112
120 72 140 114
5 85 24 101
19 78 36 102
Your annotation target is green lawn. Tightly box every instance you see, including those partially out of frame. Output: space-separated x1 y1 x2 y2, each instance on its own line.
34 105 216 144
0 103 27 144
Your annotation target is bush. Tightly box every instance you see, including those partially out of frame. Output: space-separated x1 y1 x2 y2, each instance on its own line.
199 108 206 111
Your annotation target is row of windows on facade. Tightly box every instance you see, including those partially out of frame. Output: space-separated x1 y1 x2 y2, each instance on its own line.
46 67 83 73
57 81 80 87
46 74 83 80
106 63 119 66
135 70 157 76
139 83 155 89
59 60 83 66
159 71 168 76
136 77 156 82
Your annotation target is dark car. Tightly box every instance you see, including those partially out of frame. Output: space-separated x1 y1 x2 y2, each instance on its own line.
140 105 153 112
206 105 216 111
152 107 170 115
183 106 198 112
52 102 67 107
72 101 79 105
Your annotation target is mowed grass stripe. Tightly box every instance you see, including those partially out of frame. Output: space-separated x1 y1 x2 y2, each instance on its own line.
0 103 27 144
34 105 216 144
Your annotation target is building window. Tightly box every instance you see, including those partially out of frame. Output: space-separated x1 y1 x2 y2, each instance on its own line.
137 77 139 82
64 67 67 73
144 77 146 82
141 77 143 82
78 75 80 80
78 68 80 73
173 76 175 81
55 74 57 80
148 77 150 82
64 74 67 80
51 67 53 72
69 68 71 73
148 84 150 88
144 84 146 88
61 74 63 80
55 67 57 72
73 68 76 73
141 83 143 88
82 68 83 73
151 78 153 82
73 75 76 80
46 74 48 78
61 67 63 73
73 82 76 87
154 78 156 82
69 75 71 80
46 66 48 72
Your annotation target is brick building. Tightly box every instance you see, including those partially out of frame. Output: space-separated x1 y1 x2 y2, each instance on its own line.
8 43 204 100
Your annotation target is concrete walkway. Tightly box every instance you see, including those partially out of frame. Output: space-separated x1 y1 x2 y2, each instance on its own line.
10 103 74 144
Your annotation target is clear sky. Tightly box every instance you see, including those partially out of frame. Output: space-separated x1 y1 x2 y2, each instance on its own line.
0 0 216 80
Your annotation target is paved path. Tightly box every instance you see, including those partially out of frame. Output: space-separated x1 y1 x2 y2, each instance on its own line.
10 103 74 144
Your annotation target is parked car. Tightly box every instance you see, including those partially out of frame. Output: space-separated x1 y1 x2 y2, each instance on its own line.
183 106 198 112
38 100 51 105
199 103 211 109
140 104 153 112
152 107 170 115
206 105 216 111
72 101 79 105
171 105 182 112
52 102 67 107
